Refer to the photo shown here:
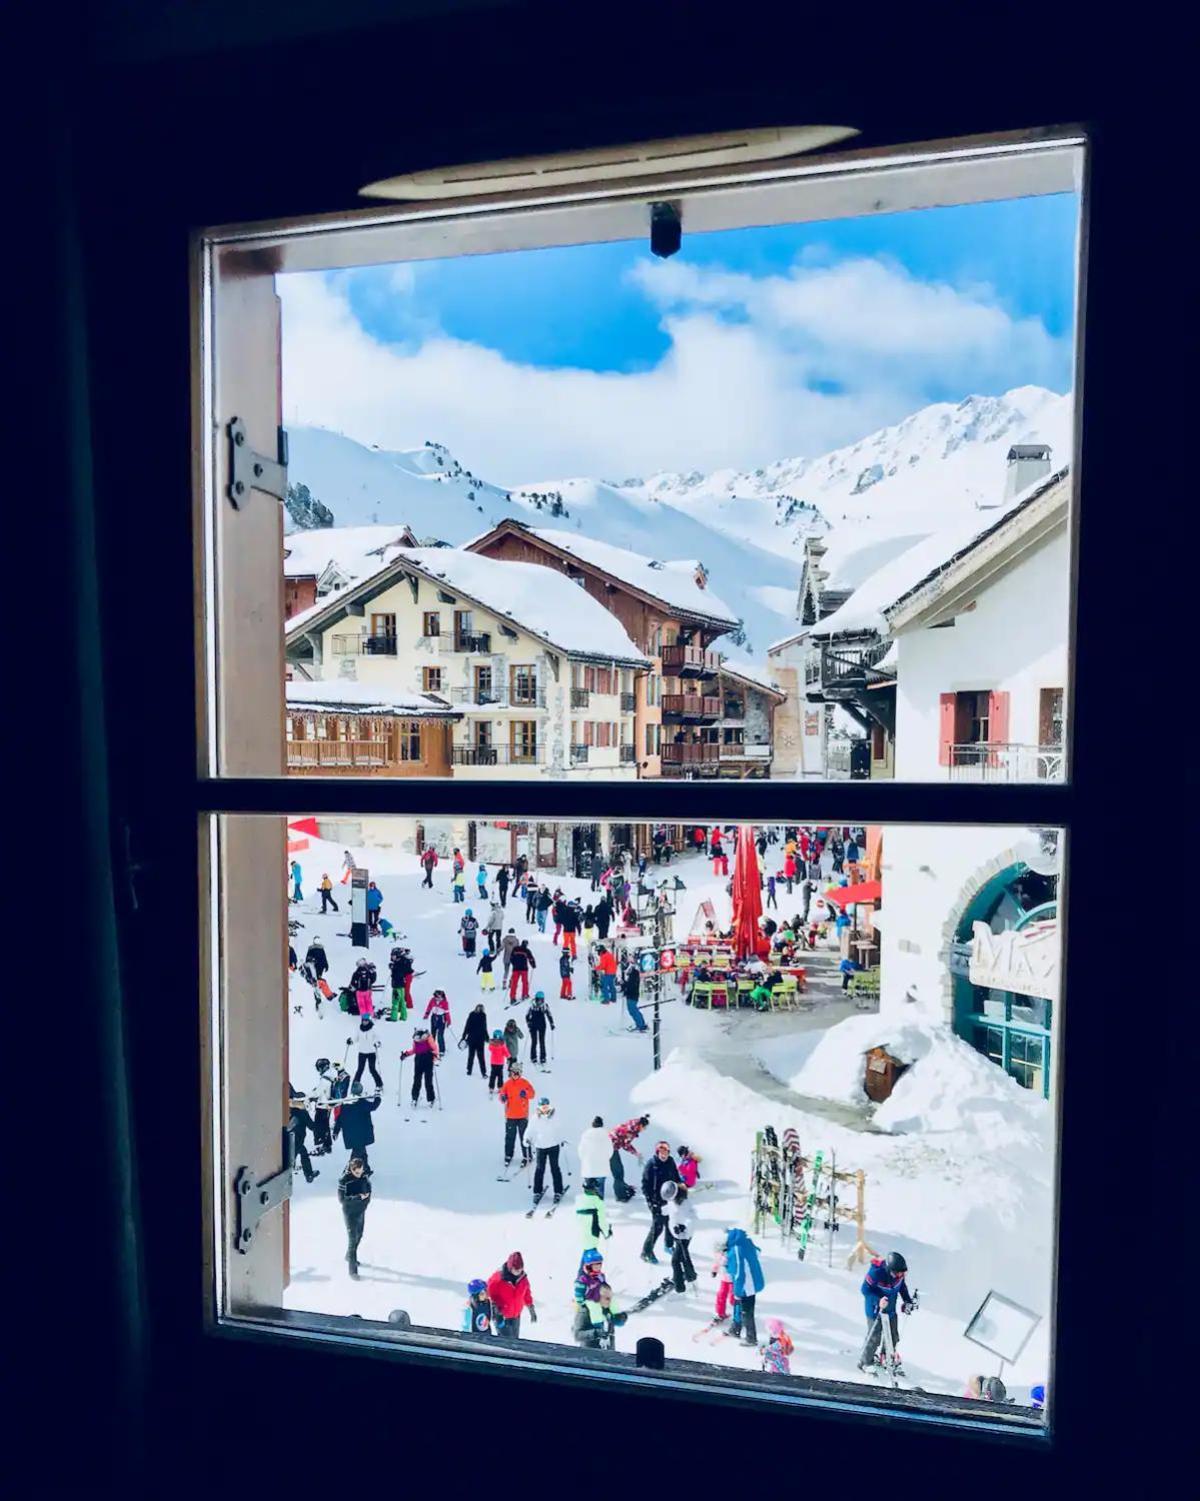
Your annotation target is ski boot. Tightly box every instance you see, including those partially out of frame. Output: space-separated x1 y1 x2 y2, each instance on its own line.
640 1251 660 1265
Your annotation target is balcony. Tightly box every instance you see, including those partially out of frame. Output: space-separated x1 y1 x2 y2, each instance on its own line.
453 632 492 653
660 741 720 768
662 693 721 721
570 743 589 764
661 643 720 677
288 739 389 770
720 741 770 760
620 691 636 712
362 634 397 656
447 684 545 709
947 742 1065 782
570 686 590 708
819 637 895 697
452 744 541 767
620 744 637 764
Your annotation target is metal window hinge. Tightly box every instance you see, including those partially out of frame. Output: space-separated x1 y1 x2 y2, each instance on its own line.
233 1122 295 1254
227 417 288 509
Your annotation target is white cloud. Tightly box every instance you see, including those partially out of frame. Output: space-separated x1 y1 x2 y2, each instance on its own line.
278 253 1070 486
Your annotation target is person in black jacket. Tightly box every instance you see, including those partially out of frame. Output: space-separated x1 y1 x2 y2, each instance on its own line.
461 1003 489 1078
590 849 604 890
304 938 329 980
594 895 612 941
640 1140 682 1264
288 1083 319 1183
497 864 510 907
332 1080 380 1173
338 1157 372 1278
388 946 414 1022
525 992 555 1064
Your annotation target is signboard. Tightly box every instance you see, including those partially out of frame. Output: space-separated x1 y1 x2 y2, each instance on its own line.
638 949 659 973
963 1290 1041 1365
969 919 1059 1000
350 867 369 949
658 948 676 971
688 899 720 939
804 711 821 736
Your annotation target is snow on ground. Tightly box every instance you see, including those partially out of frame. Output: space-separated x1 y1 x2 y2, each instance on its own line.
285 835 1051 1399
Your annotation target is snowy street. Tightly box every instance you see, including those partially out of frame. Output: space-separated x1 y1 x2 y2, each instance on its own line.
284 831 1052 1399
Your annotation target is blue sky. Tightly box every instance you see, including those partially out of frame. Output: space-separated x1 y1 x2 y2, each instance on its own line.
281 194 1079 483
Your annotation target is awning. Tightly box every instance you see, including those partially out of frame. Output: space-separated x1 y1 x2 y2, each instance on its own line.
825 879 881 907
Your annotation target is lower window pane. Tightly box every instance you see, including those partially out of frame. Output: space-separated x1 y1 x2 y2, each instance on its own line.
212 814 1061 1425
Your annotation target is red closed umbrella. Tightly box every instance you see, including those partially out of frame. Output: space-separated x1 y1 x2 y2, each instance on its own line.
732 826 767 960
824 879 881 907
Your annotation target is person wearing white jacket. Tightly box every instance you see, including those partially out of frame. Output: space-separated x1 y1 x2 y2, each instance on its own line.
661 1181 698 1293
527 1098 567 1207
577 1116 612 1198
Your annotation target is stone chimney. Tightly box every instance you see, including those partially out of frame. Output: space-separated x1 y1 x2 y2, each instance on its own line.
1002 443 1052 503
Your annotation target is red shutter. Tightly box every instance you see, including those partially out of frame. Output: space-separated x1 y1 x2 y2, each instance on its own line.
938 693 956 766
988 690 1010 745
584 720 594 746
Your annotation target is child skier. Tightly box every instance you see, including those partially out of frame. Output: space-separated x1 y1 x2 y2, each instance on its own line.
423 989 451 1053
581 905 596 946
461 1278 494 1337
661 1181 697 1293
476 947 496 991
711 1236 735 1326
573 1281 626 1351
574 1181 612 1264
559 946 574 999
461 1003 489 1079
503 1015 524 1064
452 868 466 903
476 863 489 901
460 907 479 956
349 1016 383 1090
677 1146 701 1188
486 1030 510 1094
350 955 377 1017
526 1095 566 1208
761 1318 794 1375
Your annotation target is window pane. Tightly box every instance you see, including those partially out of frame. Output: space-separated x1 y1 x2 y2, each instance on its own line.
217 815 1061 1422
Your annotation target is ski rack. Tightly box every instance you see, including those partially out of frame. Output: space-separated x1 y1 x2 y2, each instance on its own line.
233 1121 296 1254
750 1127 876 1268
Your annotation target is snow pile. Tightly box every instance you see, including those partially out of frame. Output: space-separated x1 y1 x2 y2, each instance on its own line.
285 680 456 716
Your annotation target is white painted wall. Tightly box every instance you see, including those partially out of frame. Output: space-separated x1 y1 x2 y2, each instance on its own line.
767 635 826 777
892 527 1069 781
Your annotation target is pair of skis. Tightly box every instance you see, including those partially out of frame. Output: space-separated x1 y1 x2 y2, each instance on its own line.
524 1194 565 1219
796 1149 824 1260
626 1277 676 1315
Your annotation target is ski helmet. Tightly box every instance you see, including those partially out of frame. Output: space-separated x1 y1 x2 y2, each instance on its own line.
534 990 545 1000
315 1058 330 1073
660 1181 678 1202
391 947 402 959
1030 1384 1046 1409
885 1251 907 1274
581 1248 604 1266
983 1377 1007 1402
467 1278 487 1297
492 1030 503 1040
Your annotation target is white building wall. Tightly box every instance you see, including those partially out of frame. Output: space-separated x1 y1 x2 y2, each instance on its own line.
767 636 826 778
892 528 1070 781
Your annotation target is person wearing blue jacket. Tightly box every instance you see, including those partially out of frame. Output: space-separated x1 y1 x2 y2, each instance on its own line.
365 880 384 933
858 1251 914 1373
724 1226 765 1344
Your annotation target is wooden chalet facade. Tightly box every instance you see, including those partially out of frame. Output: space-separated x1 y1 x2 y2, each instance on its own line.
284 680 460 777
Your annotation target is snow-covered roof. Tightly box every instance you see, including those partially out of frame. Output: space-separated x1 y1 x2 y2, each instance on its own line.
517 527 740 627
718 652 785 698
286 546 651 667
283 525 414 579
810 466 1070 640
285 680 460 717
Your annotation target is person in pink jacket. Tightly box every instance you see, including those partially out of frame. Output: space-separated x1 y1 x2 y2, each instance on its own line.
711 1235 735 1321
423 989 452 1054
677 1145 701 1189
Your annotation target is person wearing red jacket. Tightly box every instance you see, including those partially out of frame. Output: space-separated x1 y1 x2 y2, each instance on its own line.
498 1063 538 1170
486 1251 536 1339
420 845 439 888
423 990 452 1054
508 939 535 1002
596 945 618 1003
608 1113 650 1201
710 828 728 876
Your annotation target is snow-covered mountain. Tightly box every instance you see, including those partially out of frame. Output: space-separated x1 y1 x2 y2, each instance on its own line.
287 386 1072 657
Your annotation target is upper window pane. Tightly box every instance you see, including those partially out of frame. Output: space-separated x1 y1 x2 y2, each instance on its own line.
203 136 1083 781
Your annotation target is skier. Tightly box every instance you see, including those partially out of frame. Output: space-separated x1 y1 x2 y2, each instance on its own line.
420 844 439 887
331 1080 380 1173
640 1140 682 1263
423 988 451 1053
508 938 535 1002
761 1318 793 1375
558 946 575 999
452 868 466 904
711 1236 734 1325
857 1251 915 1375
310 1060 335 1154
527 1096 566 1209
476 862 489 901
365 880 383 933
337 1156 371 1279
496 864 510 907
526 991 555 1065
400 1027 438 1106
503 1014 524 1065
661 1181 697 1292
486 899 504 954
581 905 596 946
498 1062 536 1171
318 873 339 914
459 907 479 957
288 1083 319 1183
622 962 647 1032
486 1031 510 1094
476 947 496 992
574 1245 608 1306
461 1003 489 1079
304 935 329 981
724 1227 766 1345
350 955 377 1018
486 1252 536 1339
559 897 581 958
290 858 303 903
535 884 553 934
340 848 356 885
388 945 414 1022
461 1278 494 1337
577 1116 611 1198
609 1114 650 1201
523 876 539 924
595 944 618 1003
574 1177 612 1262
349 1016 383 1090
574 1281 626 1350
501 928 518 988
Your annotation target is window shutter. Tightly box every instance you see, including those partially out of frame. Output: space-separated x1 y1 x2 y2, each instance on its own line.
988 690 1010 745
584 720 594 746
938 693 956 766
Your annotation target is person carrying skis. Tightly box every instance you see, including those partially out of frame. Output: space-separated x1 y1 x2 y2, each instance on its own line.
419 844 439 888
365 880 384 933
503 1015 524 1065
452 868 466 904
318 873 339 914
723 1227 766 1345
486 1252 536 1339
574 1178 612 1262
475 863 489 901
349 1016 383 1090
608 1114 650 1201
288 1083 320 1184
761 1318 793 1375
388 946 414 1022
423 989 451 1053
486 899 504 954
558 945 575 999
460 907 479 956
350 955 377 1018
622 962 647 1032
577 1116 611 1197
460 1003 489 1078
400 1027 438 1106
331 1080 380 1173
660 1181 697 1292
573 1281 626 1351
595 944 618 1003
526 992 554 1065
508 938 535 1002
535 884 553 934
857 1251 915 1375
476 947 496 992
338 1157 371 1279
498 1062 536 1170
496 864 510 907
486 1030 510 1094
304 935 329 985
290 858 303 903
527 1096 566 1209
461 1278 494 1337
640 1141 682 1264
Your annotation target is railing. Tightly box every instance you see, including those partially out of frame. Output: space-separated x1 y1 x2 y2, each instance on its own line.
620 691 636 712
826 741 852 779
570 743 589 764
947 743 1065 782
661 643 720 676
331 635 361 656
287 739 390 769
453 632 492 653
452 744 540 766
447 684 545 708
820 637 895 693
570 687 590 708
661 741 720 766
720 742 770 759
362 634 397 656
662 693 721 719
620 744 637 763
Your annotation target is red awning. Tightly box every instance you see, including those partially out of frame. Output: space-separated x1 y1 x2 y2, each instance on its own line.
824 879 881 907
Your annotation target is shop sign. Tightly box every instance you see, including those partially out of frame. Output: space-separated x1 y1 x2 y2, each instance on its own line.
968 920 1059 1000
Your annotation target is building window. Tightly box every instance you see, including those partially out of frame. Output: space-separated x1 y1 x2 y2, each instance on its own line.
397 721 422 761
510 721 538 763
645 722 661 756
510 666 537 705
422 611 440 636
422 666 443 693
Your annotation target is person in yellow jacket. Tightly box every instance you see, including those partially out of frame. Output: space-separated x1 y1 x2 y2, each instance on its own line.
319 873 339 914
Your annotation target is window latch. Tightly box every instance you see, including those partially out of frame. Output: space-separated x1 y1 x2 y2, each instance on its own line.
233 1122 295 1254
227 417 288 509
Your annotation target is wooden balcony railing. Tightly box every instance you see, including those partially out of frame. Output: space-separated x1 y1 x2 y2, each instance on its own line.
661 643 720 676
662 693 721 720
661 741 720 766
287 739 390 769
